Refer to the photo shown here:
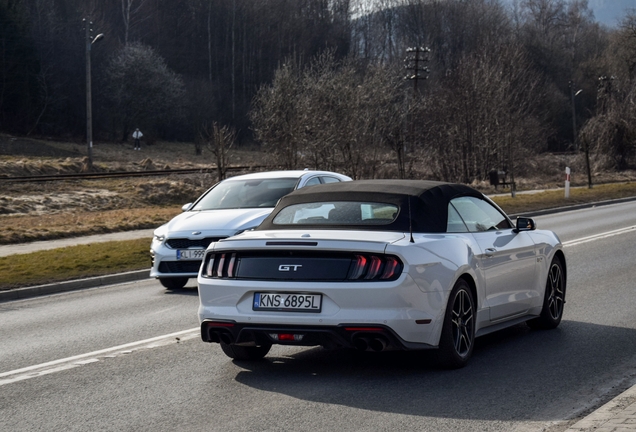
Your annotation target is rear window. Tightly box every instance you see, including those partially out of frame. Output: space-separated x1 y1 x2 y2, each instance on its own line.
272 202 399 225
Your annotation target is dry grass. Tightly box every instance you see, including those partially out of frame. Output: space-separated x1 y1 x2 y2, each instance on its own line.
491 182 636 215
0 207 180 244
0 136 272 245
0 239 149 290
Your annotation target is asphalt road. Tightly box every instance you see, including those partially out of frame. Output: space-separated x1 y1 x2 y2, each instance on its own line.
2 202 636 432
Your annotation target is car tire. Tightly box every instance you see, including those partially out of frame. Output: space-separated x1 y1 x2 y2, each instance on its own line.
220 342 272 361
437 278 475 369
527 256 566 330
159 277 188 290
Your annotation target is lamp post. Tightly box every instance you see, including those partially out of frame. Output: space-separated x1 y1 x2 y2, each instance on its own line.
568 80 582 151
84 19 104 170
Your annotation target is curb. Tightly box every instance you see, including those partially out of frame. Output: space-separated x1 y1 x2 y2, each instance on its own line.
564 384 636 431
0 269 150 303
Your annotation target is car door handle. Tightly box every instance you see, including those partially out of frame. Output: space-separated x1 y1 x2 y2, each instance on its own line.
485 248 496 257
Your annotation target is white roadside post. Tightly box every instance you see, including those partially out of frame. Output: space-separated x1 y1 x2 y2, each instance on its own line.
565 167 571 198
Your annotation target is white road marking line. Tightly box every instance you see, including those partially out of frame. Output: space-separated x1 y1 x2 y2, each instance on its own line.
0 327 199 387
563 226 636 247
4 225 633 386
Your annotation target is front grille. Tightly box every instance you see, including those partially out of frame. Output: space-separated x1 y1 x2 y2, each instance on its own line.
166 237 225 249
158 260 203 274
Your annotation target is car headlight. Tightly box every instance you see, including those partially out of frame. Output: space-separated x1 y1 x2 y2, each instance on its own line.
153 233 166 242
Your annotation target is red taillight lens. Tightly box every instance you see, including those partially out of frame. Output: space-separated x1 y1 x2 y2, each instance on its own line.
203 253 237 278
381 257 400 280
216 254 226 277
349 255 367 279
226 254 236 277
364 256 382 279
347 254 402 281
205 254 215 277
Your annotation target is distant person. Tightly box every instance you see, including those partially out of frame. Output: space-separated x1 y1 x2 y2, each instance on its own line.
132 128 143 150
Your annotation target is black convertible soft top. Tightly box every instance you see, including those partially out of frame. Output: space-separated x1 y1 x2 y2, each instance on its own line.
257 179 486 233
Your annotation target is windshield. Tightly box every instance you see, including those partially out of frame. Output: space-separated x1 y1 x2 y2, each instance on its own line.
272 201 399 225
192 178 298 210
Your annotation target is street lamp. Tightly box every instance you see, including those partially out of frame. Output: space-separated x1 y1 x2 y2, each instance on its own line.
568 80 582 151
84 18 104 170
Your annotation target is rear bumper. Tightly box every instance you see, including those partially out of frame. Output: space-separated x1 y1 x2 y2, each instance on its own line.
200 320 436 352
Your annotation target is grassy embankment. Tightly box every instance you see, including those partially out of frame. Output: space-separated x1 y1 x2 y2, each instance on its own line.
1 182 635 290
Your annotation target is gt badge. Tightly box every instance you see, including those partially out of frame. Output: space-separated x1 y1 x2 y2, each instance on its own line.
279 264 302 272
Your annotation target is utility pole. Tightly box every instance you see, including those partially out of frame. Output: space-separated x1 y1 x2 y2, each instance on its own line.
405 46 431 93
84 19 104 170
401 46 431 179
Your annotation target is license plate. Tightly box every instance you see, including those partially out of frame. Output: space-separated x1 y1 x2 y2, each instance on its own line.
253 293 322 313
176 249 205 260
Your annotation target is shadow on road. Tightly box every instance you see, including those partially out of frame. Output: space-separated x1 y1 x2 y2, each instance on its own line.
161 286 199 297
228 320 636 422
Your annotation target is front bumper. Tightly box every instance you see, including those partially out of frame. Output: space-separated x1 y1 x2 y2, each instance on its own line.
150 240 204 279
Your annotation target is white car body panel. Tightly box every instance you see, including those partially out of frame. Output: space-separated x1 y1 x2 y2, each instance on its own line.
197 228 561 346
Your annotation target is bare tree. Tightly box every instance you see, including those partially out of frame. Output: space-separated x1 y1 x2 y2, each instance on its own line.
579 13 636 171
200 122 236 181
422 43 544 184
250 60 303 169
121 0 147 44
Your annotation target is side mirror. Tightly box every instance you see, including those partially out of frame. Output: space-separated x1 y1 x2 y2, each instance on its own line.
181 203 193 212
514 217 536 233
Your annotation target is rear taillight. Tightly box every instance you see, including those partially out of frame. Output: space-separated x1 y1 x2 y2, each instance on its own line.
347 254 403 281
202 252 403 281
202 253 237 278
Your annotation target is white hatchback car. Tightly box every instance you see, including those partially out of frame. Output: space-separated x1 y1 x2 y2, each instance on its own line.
150 170 351 289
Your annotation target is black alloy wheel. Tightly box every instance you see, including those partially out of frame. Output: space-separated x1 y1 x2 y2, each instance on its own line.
438 278 476 369
528 256 566 330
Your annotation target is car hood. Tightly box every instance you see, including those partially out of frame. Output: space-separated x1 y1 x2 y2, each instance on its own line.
161 208 274 236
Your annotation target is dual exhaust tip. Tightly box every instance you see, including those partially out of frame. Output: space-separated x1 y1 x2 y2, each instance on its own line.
353 335 389 352
206 329 234 345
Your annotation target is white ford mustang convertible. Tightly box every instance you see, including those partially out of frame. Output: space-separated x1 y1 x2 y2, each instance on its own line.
198 180 566 368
